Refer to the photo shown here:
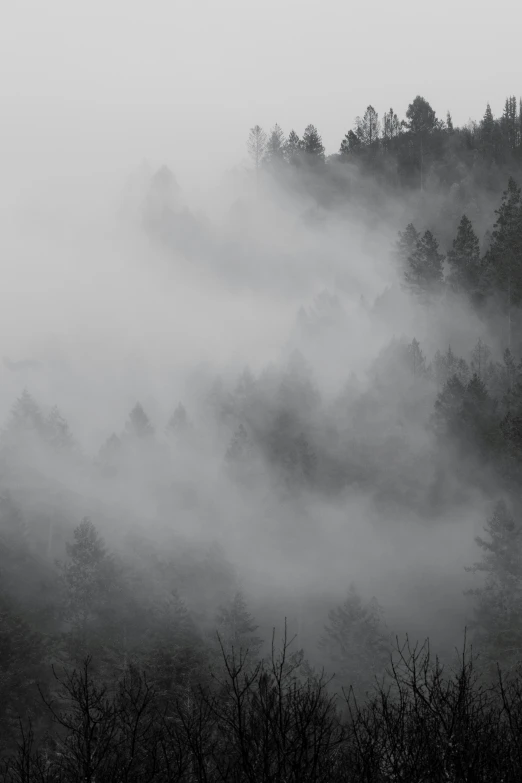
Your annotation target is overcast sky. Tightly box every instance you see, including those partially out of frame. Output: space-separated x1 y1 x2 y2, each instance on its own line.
2 0 520 193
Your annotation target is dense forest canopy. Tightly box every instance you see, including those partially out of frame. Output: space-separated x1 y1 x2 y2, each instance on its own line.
3 92 522 779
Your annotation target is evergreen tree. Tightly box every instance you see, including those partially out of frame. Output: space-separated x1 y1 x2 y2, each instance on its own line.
46 406 75 452
301 124 325 162
404 229 445 295
479 103 502 161
0 594 47 748
447 214 482 297
355 105 380 147
58 519 118 658
394 223 420 272
404 95 439 137
465 500 522 677
247 125 267 175
470 339 494 385
213 591 263 661
319 584 390 698
484 178 522 344
225 423 249 464
125 402 154 440
146 589 204 698
433 346 470 389
3 389 45 443
166 402 191 438
339 129 362 157
382 108 401 151
264 124 286 166
285 129 302 165
407 338 428 379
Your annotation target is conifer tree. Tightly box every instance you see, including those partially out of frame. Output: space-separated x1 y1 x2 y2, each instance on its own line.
125 403 154 440
285 129 302 165
247 125 267 176
301 124 325 162
407 338 428 379
46 406 75 452
213 591 263 661
339 129 361 157
58 519 117 657
166 402 191 437
447 214 482 297
404 229 445 295
264 124 286 166
319 584 390 698
465 500 522 677
484 178 522 345
395 223 420 272
355 106 380 147
382 108 401 150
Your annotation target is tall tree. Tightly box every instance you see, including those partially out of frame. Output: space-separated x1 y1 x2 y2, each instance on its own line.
484 178 522 346
285 129 302 165
339 129 362 158
382 108 401 150
404 96 440 189
465 500 522 677
247 125 267 178
213 591 263 662
404 229 445 296
394 223 420 273
301 124 325 163
355 105 380 147
125 403 154 440
319 584 390 698
58 519 118 659
447 214 482 297
264 124 286 167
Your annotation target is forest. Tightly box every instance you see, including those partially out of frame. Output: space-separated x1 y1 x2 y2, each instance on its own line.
2 92 522 780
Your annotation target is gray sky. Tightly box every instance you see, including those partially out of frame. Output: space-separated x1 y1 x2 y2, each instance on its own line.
2 0 520 193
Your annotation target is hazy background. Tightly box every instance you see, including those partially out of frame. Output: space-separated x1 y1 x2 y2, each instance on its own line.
0 0 518 677
1 0 520 199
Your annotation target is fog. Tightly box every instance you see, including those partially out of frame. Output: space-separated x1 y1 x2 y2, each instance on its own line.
2 7 522 760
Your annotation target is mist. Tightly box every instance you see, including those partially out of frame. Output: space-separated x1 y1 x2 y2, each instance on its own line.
3 1 522 774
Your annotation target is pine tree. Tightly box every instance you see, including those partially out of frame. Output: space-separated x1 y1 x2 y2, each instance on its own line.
465 500 522 677
46 406 75 452
339 129 361 157
166 403 191 438
225 423 249 464
146 590 204 698
125 403 154 440
404 95 439 136
355 106 380 147
285 129 302 165
447 215 482 297
407 338 428 378
319 584 390 698
404 229 445 295
213 591 263 661
264 124 286 167
247 125 267 176
382 108 401 151
470 339 494 386
484 178 522 345
301 124 325 163
3 390 45 444
58 519 118 657
0 594 47 747
394 223 420 272
433 346 470 389
432 374 467 438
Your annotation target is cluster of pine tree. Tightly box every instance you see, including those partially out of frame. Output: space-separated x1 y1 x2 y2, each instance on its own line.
248 94 522 191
